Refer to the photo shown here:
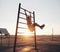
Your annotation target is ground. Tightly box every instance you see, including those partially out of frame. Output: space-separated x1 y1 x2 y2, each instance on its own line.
0 35 60 52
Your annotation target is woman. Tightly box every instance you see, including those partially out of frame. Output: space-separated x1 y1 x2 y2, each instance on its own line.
25 11 45 32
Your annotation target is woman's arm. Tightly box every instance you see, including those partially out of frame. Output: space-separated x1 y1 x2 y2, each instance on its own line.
24 10 27 17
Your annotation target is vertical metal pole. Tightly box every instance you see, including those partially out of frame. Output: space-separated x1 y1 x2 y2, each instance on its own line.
33 11 37 50
52 28 53 41
8 35 10 47
9 35 10 46
13 3 21 52
1 33 2 46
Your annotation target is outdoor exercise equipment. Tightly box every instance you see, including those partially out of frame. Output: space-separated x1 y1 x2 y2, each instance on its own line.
13 3 38 52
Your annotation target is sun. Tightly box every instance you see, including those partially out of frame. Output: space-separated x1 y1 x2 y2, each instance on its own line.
23 30 33 37
24 32 31 37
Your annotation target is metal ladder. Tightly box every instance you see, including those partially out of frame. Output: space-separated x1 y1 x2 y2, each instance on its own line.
13 3 38 52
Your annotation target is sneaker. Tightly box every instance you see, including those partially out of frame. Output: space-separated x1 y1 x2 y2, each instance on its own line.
40 24 45 29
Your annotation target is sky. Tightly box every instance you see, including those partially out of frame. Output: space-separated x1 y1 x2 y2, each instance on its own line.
0 0 60 35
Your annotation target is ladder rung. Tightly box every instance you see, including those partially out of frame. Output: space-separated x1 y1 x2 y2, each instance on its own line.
19 17 26 20
21 7 33 14
17 31 34 34
18 27 27 29
18 22 26 24
20 12 33 18
19 17 34 23
20 12 25 15
17 32 24 34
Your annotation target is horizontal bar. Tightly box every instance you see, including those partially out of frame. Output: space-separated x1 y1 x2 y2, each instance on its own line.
20 12 25 15
18 27 27 29
17 32 34 35
21 7 33 14
20 12 33 18
19 17 26 20
17 32 24 34
18 22 26 24
19 17 34 23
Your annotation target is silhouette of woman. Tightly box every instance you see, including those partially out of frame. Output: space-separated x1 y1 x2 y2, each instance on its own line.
24 10 45 32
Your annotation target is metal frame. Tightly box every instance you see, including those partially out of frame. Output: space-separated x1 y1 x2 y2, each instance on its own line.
13 3 37 52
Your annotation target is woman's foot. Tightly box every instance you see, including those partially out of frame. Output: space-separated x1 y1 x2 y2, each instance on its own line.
40 24 45 29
